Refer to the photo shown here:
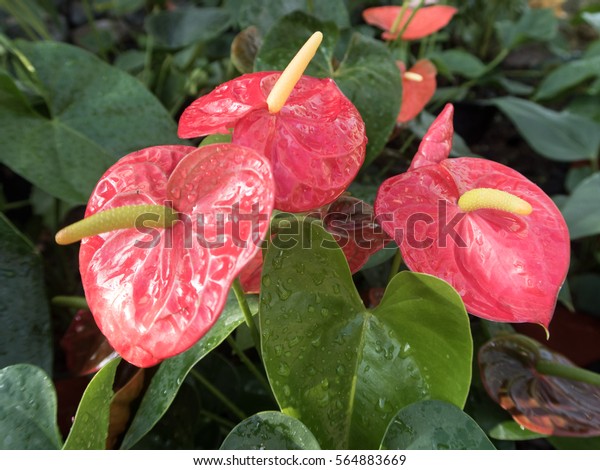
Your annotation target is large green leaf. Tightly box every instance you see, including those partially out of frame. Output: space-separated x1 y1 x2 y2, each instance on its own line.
63 358 120 449
120 292 257 449
235 0 349 32
220 411 321 450
561 173 600 239
255 12 401 164
534 56 600 101
0 41 181 203
381 400 495 450
259 219 472 450
145 7 232 49
0 214 52 373
0 364 62 449
431 49 486 80
495 8 557 50
490 96 600 162
488 421 547 441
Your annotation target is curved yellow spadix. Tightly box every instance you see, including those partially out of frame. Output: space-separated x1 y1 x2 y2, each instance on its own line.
458 188 532 216
55 204 179 245
266 31 323 114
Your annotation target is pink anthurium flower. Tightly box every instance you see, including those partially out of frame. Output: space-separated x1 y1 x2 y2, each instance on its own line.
362 5 457 41
397 59 437 123
178 32 367 213
375 104 570 328
56 144 275 367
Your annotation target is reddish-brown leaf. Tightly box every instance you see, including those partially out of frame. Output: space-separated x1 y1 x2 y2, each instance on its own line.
479 334 600 437
60 309 118 376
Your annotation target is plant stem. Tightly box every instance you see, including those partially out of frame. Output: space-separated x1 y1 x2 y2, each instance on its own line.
536 361 600 387
82 0 108 62
198 409 237 429
232 278 262 357
1 200 30 211
189 369 247 421
394 0 425 40
387 248 403 283
51 295 89 310
226 336 271 393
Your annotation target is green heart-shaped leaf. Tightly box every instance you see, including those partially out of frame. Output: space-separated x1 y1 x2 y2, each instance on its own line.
488 420 548 441
120 292 257 449
490 96 600 162
259 219 472 449
0 41 181 203
255 12 401 164
561 172 600 239
0 364 62 449
381 400 495 450
235 0 349 32
63 358 121 449
220 411 321 450
145 7 232 49
0 214 52 373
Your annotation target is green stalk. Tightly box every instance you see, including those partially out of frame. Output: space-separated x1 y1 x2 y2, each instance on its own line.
394 0 425 40
387 248 403 284
189 369 247 421
198 409 236 429
0 0 51 40
389 1 410 36
226 336 271 393
536 361 600 388
232 278 262 357
51 295 89 310
82 0 108 61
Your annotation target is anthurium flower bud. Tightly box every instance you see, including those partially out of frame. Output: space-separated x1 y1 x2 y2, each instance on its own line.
375 104 570 328
73 144 274 367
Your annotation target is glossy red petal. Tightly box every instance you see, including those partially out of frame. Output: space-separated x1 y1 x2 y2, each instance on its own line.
410 102 454 170
375 158 569 326
178 72 269 137
80 144 274 367
397 59 437 123
178 73 366 212
375 105 570 327
239 249 263 294
363 6 457 41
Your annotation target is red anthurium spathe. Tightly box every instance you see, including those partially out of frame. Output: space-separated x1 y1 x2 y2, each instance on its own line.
178 33 367 213
66 144 274 367
397 59 437 123
374 104 570 328
362 5 457 41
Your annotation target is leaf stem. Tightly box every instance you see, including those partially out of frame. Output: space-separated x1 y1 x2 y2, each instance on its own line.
189 369 247 421
226 336 271 393
536 360 600 387
51 295 89 310
232 278 262 357
198 409 236 430
393 0 425 39
387 248 403 284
